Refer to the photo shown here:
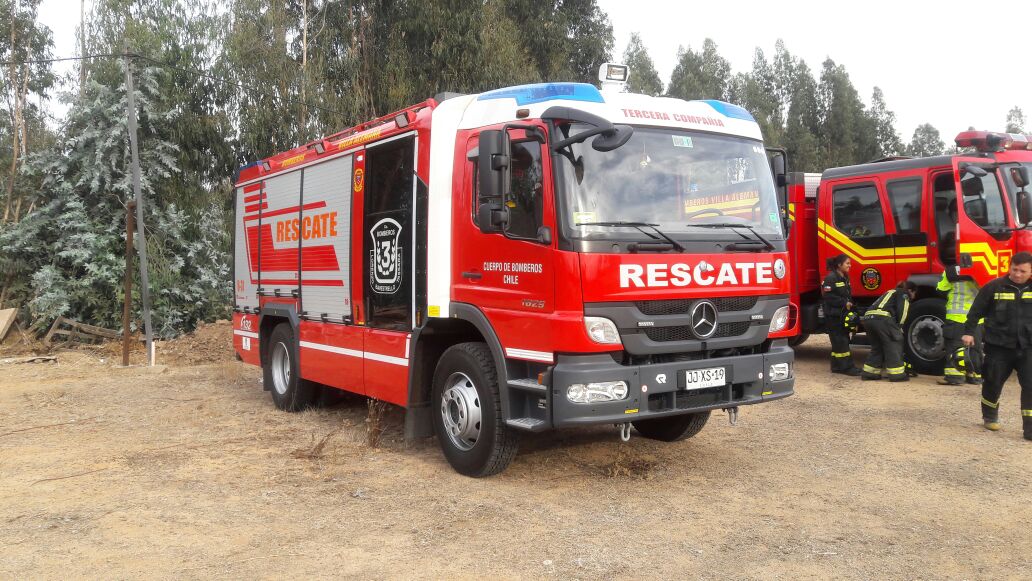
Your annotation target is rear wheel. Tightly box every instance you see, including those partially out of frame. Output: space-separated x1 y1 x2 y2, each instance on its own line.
633 411 711 442
264 323 317 412
903 298 947 376
431 342 518 477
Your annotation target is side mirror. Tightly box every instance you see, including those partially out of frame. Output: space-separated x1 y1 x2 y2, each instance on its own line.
591 125 633 152
1011 166 1030 189
961 175 984 197
536 225 552 245
772 154 787 187
1018 190 1032 225
477 130 511 233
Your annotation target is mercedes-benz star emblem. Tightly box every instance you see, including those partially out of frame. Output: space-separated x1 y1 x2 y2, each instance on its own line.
690 300 718 339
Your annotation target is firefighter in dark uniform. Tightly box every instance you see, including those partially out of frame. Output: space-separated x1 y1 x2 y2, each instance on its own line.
962 251 1032 439
861 281 918 382
821 254 861 376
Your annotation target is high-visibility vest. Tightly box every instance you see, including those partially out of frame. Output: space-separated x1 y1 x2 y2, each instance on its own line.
937 272 979 323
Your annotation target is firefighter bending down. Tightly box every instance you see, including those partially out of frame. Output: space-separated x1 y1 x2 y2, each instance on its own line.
821 254 861 376
861 281 917 382
937 268 983 385
962 251 1032 439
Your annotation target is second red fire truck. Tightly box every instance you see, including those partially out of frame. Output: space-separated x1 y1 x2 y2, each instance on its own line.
784 131 1032 373
232 65 796 477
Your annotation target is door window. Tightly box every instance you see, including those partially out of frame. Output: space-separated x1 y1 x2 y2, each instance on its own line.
832 183 885 238
505 141 545 240
364 137 414 330
885 178 922 233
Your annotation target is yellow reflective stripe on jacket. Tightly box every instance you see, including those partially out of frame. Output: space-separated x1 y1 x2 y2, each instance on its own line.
994 292 1016 300
981 398 999 409
900 298 909 326
1023 409 1032 417
865 309 891 318
1023 292 1032 300
875 290 896 309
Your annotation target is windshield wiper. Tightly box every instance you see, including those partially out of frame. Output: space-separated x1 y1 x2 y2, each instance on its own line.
684 222 774 250
577 221 686 252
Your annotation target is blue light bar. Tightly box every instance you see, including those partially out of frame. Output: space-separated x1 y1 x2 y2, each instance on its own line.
702 100 756 122
478 83 605 106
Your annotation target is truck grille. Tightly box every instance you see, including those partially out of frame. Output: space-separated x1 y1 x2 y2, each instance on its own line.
635 296 758 316
642 321 752 342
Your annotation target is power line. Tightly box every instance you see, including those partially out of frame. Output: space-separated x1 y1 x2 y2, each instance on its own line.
0 53 123 66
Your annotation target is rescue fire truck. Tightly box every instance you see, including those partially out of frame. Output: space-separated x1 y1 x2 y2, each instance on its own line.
232 65 796 477
784 131 1032 374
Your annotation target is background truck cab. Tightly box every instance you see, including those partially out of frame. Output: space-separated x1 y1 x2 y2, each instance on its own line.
785 131 1032 374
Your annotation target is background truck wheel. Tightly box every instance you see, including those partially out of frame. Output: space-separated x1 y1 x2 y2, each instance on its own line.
431 342 518 477
788 333 809 348
264 323 317 412
903 297 946 376
633 411 711 442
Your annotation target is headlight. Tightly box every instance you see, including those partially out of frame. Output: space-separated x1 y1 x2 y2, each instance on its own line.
769 362 792 381
769 306 790 333
584 316 621 345
567 381 629 403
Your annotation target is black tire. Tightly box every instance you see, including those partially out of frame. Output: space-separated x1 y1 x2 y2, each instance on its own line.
633 411 711 442
431 342 518 477
788 333 809 348
264 323 317 412
903 297 947 376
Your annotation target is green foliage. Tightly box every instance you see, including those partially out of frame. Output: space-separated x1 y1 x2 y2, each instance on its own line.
622 33 662 97
907 123 946 157
1006 106 1026 133
668 39 731 101
0 63 229 336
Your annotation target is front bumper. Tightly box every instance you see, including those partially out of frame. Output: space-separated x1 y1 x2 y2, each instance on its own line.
549 343 794 428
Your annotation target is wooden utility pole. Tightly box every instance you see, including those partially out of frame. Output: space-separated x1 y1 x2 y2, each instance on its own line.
122 201 135 366
124 48 154 365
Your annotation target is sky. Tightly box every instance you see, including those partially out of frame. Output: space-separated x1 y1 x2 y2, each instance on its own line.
37 0 1032 146
597 0 1031 143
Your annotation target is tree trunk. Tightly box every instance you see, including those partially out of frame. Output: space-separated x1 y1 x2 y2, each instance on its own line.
3 1 19 225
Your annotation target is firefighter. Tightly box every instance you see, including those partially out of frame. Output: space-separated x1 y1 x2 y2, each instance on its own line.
962 251 1032 439
821 254 861 376
861 281 918 382
937 268 983 385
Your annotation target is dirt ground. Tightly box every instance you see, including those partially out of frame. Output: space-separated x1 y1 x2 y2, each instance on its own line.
1 329 1030 580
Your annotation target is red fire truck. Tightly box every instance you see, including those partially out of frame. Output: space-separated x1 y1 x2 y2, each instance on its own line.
232 66 796 476
784 131 1032 373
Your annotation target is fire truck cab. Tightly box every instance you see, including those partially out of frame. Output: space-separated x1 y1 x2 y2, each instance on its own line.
785 131 1032 374
233 66 796 476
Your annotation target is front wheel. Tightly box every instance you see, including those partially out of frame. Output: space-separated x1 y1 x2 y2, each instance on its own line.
903 297 947 376
431 343 518 477
633 411 711 442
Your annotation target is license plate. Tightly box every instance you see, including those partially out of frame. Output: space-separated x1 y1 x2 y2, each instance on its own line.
684 367 726 390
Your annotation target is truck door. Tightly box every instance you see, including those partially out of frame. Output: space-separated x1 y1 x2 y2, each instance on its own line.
952 157 1014 285
454 128 556 362
361 134 418 405
822 180 895 296
883 176 929 284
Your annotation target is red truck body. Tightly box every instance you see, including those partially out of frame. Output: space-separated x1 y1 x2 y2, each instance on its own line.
785 131 1032 373
233 79 797 476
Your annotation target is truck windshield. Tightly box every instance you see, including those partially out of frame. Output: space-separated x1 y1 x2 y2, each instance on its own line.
554 125 784 243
